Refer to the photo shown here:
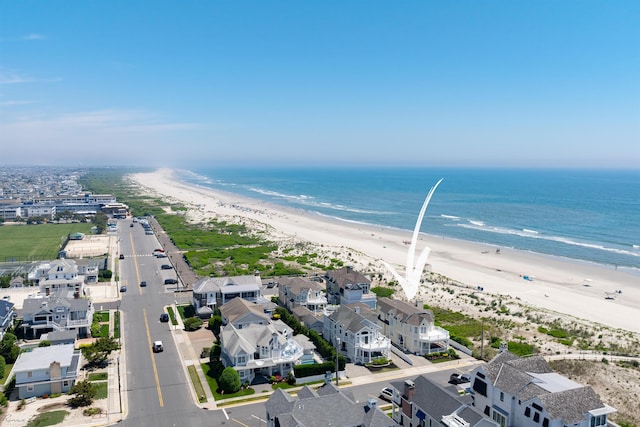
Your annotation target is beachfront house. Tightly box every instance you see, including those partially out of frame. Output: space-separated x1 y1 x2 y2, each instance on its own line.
324 266 377 309
13 343 81 399
469 350 616 427
20 293 94 339
192 274 262 316
265 382 398 427
277 276 327 313
323 303 391 365
291 306 324 335
218 296 307 383
389 376 496 427
376 297 450 355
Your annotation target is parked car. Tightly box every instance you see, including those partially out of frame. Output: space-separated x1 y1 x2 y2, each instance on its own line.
161 264 172 270
120 286 127 292
159 313 169 322
449 373 471 385
155 252 167 258
152 340 163 352
164 278 178 285
379 387 393 401
119 254 124 259
129 223 134 227
140 281 147 287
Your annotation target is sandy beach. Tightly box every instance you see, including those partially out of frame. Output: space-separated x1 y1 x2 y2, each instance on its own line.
130 168 640 335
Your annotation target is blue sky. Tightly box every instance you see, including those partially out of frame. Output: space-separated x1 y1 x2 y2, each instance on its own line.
1 1 638 168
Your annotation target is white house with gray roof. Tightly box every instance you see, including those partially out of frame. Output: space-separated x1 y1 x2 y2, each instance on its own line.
29 259 84 297
265 381 398 427
218 296 306 384
192 274 262 312
13 343 81 399
277 276 327 313
377 297 450 355
20 293 94 339
469 350 616 427
323 303 391 365
0 299 15 340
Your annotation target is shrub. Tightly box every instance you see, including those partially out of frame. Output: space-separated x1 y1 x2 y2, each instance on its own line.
294 361 335 378
184 317 203 331
218 367 241 394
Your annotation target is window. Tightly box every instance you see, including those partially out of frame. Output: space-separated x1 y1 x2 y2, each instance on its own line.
63 381 69 387
543 418 549 427
492 411 506 427
500 391 504 402
524 408 531 417
472 379 487 397
27 385 34 392
27 371 33 378
591 415 607 427
533 412 540 423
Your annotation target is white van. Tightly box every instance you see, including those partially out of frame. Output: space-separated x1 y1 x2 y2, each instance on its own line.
152 341 164 352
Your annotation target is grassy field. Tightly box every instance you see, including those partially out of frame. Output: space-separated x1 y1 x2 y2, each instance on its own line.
0 223 94 262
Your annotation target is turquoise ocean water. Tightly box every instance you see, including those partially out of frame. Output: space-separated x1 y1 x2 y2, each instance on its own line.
177 168 640 275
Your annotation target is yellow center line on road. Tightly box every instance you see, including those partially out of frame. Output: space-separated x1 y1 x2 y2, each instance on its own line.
129 233 143 295
143 308 164 407
231 419 250 427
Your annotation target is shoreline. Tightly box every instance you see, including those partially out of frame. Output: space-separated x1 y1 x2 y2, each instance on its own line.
129 168 640 334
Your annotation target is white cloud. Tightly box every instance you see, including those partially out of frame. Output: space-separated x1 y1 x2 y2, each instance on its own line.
23 33 45 41
0 68 61 85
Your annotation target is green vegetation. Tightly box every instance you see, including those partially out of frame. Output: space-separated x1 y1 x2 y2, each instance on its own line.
25 410 69 427
187 365 207 403
93 311 110 322
219 367 241 393
113 310 121 339
0 223 94 262
166 306 178 325
91 381 108 399
88 372 108 381
202 362 255 400
508 341 535 356
68 379 96 407
81 336 119 367
370 286 395 298
184 317 203 331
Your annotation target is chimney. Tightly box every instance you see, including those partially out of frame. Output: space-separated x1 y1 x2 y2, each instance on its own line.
415 299 423 308
367 398 377 410
403 380 415 400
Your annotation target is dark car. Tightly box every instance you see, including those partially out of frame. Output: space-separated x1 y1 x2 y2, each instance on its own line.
140 281 147 287
119 254 124 259
159 313 170 322
129 223 134 227
164 278 178 285
120 286 127 292
449 373 471 385
161 264 172 270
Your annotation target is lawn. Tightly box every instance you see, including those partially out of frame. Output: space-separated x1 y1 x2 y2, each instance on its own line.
91 381 108 400
0 223 94 262
3 364 13 383
25 410 69 427
113 310 120 339
201 363 255 400
88 372 108 381
93 311 110 322
187 365 207 403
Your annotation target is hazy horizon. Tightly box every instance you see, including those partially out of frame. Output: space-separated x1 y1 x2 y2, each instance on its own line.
1 1 638 169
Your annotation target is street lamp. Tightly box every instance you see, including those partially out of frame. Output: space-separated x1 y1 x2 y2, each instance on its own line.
335 337 340 386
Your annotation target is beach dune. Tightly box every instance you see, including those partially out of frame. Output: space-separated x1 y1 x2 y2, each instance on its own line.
130 169 640 334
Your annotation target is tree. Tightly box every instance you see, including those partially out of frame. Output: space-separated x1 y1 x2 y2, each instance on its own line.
218 367 241 394
82 336 119 367
208 315 222 337
0 333 20 364
38 340 51 347
184 317 203 331
67 379 96 407
0 355 5 380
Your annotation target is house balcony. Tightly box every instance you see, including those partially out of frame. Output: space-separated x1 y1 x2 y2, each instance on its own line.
356 336 391 353
418 326 450 342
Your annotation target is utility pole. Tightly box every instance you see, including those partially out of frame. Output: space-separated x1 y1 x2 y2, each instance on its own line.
335 337 340 386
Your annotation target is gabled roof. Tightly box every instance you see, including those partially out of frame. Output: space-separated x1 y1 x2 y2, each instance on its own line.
219 297 269 325
324 266 370 289
328 304 379 334
278 276 324 295
266 381 397 427
22 295 90 316
192 274 261 294
481 351 613 423
377 297 434 326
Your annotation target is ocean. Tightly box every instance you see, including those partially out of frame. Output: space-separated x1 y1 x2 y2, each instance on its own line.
177 168 640 275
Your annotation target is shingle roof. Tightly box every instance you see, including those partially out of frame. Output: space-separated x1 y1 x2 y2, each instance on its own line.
219 297 269 325
328 305 378 334
13 343 76 373
483 351 613 423
377 297 434 326
277 276 324 294
192 274 261 294
324 267 370 289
